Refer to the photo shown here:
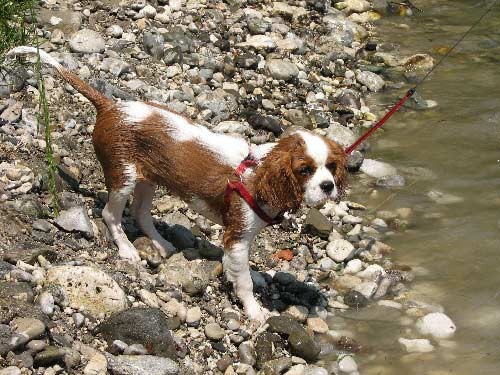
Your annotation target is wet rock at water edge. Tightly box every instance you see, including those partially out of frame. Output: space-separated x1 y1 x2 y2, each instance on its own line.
344 290 369 308
267 316 321 362
99 308 177 359
416 312 456 339
398 338 434 353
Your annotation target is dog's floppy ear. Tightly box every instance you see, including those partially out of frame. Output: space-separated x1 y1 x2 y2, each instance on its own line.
254 137 303 213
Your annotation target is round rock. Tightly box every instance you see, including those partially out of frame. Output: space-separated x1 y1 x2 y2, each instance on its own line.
326 239 355 262
266 59 299 81
416 312 456 339
69 29 105 53
205 323 225 340
45 266 127 317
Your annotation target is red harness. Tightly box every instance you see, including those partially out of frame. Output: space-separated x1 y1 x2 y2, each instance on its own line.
224 155 282 226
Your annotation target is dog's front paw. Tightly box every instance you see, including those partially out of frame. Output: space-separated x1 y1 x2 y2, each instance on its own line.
245 302 270 323
118 246 141 262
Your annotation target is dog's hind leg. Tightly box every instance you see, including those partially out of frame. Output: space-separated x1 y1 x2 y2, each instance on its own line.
102 164 141 261
131 181 176 258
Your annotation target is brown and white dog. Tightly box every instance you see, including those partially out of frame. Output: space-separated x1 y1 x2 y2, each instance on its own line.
8 46 347 321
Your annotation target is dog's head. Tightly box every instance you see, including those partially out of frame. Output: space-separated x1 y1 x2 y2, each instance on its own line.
255 130 348 213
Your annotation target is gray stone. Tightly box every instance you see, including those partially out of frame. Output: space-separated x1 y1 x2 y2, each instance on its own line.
34 346 70 367
261 357 293 374
325 122 357 148
234 53 259 69
273 2 308 20
105 354 179 375
327 239 355 262
344 290 368 308
356 71 385 92
237 35 276 50
45 266 127 317
305 208 333 237
11 317 46 341
158 253 222 295
427 190 464 205
238 341 256 366
143 32 165 59
266 59 299 81
38 291 55 315
205 323 225 340
54 206 94 238
284 109 313 129
360 159 397 178
100 58 133 77
267 316 320 362
69 29 105 53
247 18 270 34
323 15 367 46
376 174 406 188
99 308 177 359
226 319 240 331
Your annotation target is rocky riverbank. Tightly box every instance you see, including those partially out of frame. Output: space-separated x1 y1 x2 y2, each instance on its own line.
0 0 456 374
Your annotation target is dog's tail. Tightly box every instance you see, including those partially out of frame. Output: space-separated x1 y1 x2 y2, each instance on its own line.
7 46 112 111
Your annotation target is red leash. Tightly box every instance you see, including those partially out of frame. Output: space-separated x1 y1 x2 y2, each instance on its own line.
224 156 282 226
345 88 415 154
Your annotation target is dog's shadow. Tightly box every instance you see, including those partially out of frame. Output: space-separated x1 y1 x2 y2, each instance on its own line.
255 271 329 313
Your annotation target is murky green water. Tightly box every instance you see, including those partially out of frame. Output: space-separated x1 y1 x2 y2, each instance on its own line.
349 1 500 373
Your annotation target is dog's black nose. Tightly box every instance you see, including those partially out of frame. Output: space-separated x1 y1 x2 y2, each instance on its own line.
320 180 335 194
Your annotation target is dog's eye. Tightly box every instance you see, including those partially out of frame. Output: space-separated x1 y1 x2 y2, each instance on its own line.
299 165 313 176
326 162 337 173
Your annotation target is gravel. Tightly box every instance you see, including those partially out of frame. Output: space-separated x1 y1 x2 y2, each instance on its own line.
0 0 454 373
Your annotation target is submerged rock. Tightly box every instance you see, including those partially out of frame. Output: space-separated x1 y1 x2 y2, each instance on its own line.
416 312 456 339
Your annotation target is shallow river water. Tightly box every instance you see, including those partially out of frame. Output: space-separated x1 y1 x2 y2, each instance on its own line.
347 1 500 374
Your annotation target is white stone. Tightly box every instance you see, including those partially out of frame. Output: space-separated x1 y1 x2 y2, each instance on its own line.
360 159 397 178
237 35 276 50
427 190 464 205
416 312 456 339
137 289 160 308
356 264 385 280
398 338 434 353
344 259 362 274
377 300 402 309
354 281 378 299
338 355 358 373
326 239 355 262
69 29 105 54
45 266 128 317
0 367 21 375
356 71 385 92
